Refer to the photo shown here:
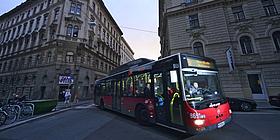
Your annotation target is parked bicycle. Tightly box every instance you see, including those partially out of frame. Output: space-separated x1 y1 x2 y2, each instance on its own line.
0 103 7 126
0 102 20 124
8 95 34 120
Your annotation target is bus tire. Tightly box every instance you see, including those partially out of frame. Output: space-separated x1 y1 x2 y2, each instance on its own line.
136 106 149 125
99 100 105 110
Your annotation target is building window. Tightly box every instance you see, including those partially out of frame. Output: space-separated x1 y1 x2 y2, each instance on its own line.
193 42 205 56
66 25 79 37
25 36 30 48
54 8 60 21
43 13 49 26
35 16 41 30
232 6 245 21
70 3 76 14
28 20 34 33
23 22 27 35
17 25 22 37
81 56 84 64
261 0 278 16
272 31 280 52
47 0 52 7
70 3 82 15
95 59 99 69
189 14 199 29
66 24 73 37
76 4 81 15
239 36 254 54
33 7 37 15
92 2 96 12
65 52 74 63
87 55 91 65
36 55 41 65
40 3 44 11
27 10 31 17
47 52 52 63
73 25 79 37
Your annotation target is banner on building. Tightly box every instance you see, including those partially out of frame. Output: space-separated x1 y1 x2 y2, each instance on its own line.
226 47 235 72
59 76 74 85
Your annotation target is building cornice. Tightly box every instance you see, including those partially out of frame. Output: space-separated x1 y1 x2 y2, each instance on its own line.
165 0 225 17
0 0 41 20
96 0 123 35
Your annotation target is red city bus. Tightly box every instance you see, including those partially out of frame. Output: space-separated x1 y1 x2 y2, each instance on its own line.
94 53 232 134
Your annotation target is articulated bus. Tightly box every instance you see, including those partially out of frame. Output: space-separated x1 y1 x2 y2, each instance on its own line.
94 53 232 134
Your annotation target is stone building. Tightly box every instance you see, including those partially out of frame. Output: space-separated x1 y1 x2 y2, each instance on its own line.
0 0 133 101
120 37 134 65
159 0 280 102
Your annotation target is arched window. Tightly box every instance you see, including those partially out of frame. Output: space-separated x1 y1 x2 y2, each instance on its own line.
66 24 73 36
272 31 280 52
47 52 52 63
193 42 205 56
239 36 254 54
65 52 74 63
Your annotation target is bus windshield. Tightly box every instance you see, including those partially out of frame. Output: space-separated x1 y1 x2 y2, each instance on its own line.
182 68 225 110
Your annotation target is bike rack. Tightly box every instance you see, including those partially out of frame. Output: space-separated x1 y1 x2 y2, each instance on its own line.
10 105 21 119
24 103 35 117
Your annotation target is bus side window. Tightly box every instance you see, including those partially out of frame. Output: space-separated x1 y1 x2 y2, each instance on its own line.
125 76 133 97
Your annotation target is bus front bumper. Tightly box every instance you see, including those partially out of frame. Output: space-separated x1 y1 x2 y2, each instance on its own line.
188 116 232 135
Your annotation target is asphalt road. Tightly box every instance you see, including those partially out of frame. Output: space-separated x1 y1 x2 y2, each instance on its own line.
0 105 280 140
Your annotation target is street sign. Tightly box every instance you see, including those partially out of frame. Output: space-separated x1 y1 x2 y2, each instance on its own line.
59 76 74 85
226 47 235 72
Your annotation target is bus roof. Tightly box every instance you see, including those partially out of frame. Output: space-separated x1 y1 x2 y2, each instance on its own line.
109 58 154 75
96 53 217 83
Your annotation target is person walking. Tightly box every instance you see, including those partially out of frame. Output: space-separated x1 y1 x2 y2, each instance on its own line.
64 89 71 104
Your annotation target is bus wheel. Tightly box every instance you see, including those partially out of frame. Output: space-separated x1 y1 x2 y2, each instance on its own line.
99 100 105 110
136 107 149 125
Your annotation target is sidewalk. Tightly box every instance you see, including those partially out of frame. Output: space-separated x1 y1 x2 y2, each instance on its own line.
256 100 280 110
0 100 94 132
55 100 94 110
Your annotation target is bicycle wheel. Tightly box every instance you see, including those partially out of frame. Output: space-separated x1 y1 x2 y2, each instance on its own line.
21 106 33 118
0 111 7 126
4 106 18 124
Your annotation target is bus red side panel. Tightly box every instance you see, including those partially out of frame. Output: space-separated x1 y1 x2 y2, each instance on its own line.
121 97 146 116
103 96 112 109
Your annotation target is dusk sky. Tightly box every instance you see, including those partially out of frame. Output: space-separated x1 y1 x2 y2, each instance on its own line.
0 0 160 60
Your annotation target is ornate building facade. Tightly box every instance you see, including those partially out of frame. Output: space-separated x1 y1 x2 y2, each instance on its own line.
120 37 134 65
159 0 280 101
0 0 133 101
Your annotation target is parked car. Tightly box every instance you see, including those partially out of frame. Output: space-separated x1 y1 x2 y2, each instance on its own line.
269 94 280 107
227 97 257 112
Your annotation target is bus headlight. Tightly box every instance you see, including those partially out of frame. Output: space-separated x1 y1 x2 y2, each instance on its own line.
229 109 232 114
194 119 205 126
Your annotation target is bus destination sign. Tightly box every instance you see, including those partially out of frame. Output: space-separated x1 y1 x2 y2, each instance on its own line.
187 57 216 69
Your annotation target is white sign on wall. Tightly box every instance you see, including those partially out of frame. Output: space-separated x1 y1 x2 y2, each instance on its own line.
59 76 74 85
226 47 235 72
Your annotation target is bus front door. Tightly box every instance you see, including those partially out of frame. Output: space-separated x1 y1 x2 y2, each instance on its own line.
153 71 184 126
